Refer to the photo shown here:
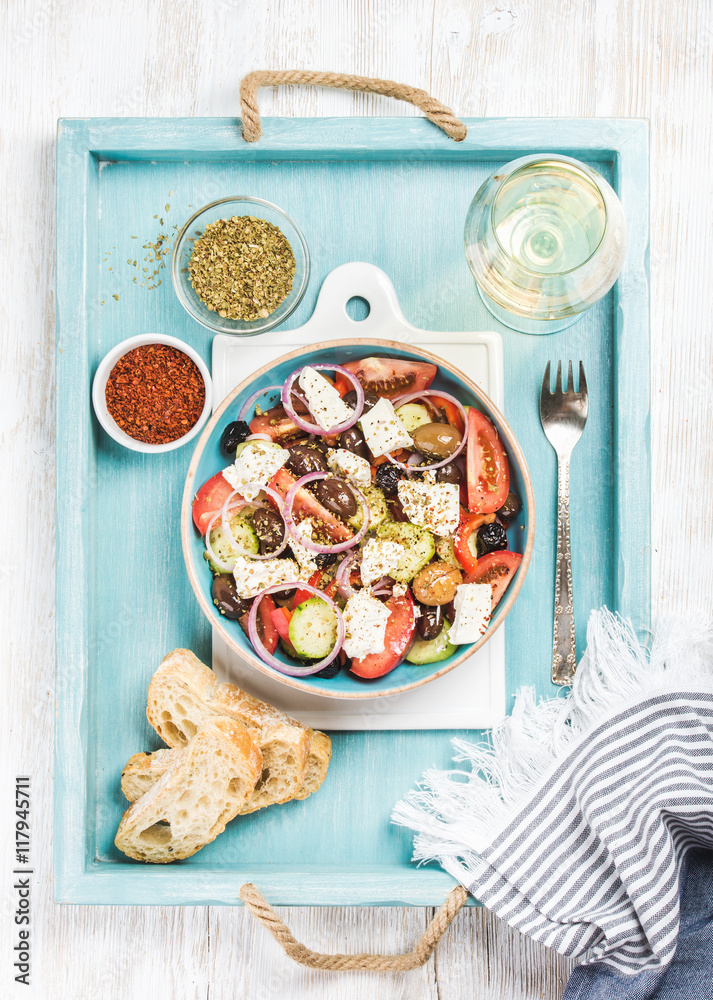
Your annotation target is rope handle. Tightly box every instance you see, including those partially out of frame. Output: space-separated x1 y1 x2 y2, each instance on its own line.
239 882 469 972
239 70 467 144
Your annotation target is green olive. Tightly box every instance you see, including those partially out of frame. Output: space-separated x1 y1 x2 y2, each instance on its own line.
412 422 462 461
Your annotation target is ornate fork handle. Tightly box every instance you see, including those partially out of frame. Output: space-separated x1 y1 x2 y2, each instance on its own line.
552 454 577 685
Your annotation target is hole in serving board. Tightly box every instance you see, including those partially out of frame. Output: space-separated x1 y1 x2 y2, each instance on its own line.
346 296 370 321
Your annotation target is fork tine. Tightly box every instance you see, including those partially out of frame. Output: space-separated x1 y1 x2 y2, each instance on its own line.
555 360 562 395
567 360 574 394
578 361 587 398
540 361 551 402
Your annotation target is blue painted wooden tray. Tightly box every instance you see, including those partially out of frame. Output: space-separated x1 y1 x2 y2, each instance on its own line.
55 117 649 906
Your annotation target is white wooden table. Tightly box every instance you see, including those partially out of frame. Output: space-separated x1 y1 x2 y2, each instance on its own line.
3 1 712 997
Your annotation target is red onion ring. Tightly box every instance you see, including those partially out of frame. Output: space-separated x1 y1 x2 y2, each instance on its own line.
220 484 289 561
369 575 394 597
336 551 360 599
385 390 469 472
238 385 282 422
247 583 345 677
281 365 364 435
245 433 272 442
204 508 246 572
283 472 370 553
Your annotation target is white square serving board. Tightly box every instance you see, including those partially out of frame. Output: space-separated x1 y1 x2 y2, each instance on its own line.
210 262 506 730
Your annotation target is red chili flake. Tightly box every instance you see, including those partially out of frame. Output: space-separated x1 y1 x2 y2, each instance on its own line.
105 344 205 444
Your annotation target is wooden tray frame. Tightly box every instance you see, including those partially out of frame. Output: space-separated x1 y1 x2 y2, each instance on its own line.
55 117 649 905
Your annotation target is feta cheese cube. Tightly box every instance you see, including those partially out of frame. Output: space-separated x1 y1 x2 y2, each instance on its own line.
359 538 405 585
223 441 289 501
232 556 300 599
298 367 353 431
359 397 414 457
326 448 372 487
397 480 460 537
449 583 492 644
342 589 392 659
288 519 319 577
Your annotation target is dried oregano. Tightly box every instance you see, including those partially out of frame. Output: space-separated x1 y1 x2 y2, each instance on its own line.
187 215 296 321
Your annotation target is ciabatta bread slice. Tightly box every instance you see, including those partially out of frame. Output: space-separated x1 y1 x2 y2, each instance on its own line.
292 730 332 801
121 749 179 802
114 717 262 863
146 649 313 810
121 727 332 806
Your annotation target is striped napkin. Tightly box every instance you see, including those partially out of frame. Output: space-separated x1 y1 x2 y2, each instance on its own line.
393 610 713 983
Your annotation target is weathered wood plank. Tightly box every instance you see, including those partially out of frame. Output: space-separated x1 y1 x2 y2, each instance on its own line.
3 0 712 998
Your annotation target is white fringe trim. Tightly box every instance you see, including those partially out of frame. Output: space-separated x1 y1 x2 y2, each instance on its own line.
392 608 713 887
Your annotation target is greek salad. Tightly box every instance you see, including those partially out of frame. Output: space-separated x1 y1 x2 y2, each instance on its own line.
192 357 523 681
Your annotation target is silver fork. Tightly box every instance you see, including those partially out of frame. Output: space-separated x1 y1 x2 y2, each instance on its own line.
539 361 589 686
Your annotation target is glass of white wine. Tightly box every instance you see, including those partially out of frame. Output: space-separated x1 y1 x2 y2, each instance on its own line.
464 154 627 334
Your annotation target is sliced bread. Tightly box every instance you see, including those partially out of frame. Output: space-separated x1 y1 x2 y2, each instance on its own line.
121 727 333 807
291 730 333 801
146 649 323 810
114 717 262 863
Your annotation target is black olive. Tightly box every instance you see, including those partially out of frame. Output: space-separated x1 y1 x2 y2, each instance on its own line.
313 661 341 679
253 508 285 555
220 420 250 456
286 444 329 478
339 425 369 459
477 521 508 555
211 575 251 619
417 604 445 640
443 600 456 624
315 551 337 568
315 478 357 518
435 462 462 485
375 462 405 496
289 389 311 414
343 389 379 414
497 491 522 522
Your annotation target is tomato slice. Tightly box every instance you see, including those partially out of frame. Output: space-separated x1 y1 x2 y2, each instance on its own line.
335 357 437 400
239 593 279 655
192 471 235 535
464 551 522 609
454 511 494 574
249 405 300 442
270 468 353 543
466 408 510 514
350 591 416 679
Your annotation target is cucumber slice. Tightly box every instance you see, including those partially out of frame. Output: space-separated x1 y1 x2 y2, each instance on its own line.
347 484 389 531
395 402 431 434
435 536 460 569
205 513 259 572
406 619 457 664
289 597 339 659
376 522 435 582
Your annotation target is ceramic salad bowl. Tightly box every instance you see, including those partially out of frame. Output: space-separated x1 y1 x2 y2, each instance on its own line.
181 339 535 699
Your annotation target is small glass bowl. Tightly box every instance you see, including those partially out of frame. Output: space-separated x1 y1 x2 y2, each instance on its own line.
92 334 212 454
171 196 310 336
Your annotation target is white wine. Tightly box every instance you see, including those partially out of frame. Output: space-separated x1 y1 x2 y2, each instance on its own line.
492 160 606 274
464 155 626 334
